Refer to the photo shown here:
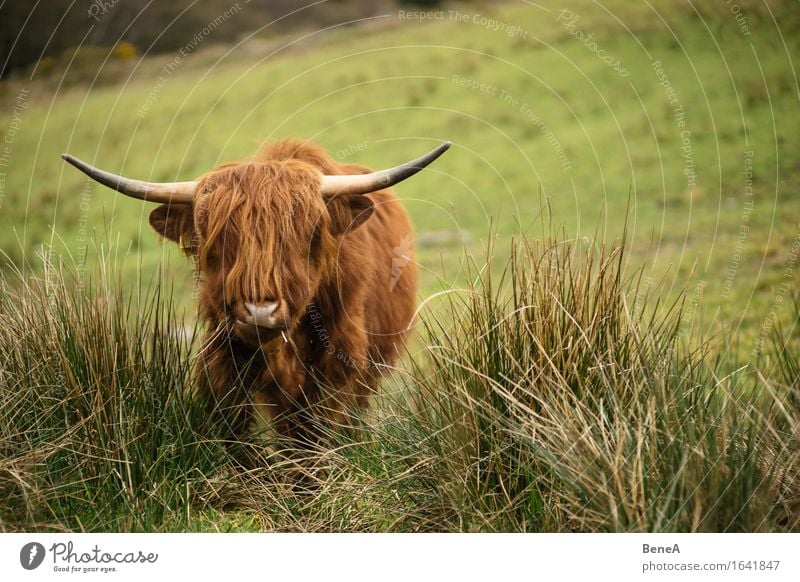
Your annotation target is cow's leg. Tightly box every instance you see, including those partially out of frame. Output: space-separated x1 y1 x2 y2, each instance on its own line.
197 345 248 436
196 334 279 468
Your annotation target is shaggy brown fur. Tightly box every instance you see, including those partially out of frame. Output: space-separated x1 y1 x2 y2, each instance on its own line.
148 139 418 447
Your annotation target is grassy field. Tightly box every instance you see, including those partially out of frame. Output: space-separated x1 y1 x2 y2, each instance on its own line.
0 0 798 531
1 232 798 532
1 0 798 346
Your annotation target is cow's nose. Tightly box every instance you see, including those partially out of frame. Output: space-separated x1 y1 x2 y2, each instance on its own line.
243 301 283 328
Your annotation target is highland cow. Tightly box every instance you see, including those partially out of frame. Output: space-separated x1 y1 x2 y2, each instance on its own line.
63 139 450 449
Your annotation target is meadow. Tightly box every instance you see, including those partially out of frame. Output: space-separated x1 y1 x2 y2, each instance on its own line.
0 0 798 531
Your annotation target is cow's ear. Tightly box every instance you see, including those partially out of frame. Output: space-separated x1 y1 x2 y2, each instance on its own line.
326 194 375 236
149 204 194 246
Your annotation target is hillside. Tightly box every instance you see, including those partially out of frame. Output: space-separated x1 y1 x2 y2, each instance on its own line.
1 0 798 346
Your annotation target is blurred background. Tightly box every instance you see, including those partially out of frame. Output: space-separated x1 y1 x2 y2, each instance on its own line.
1 0 798 350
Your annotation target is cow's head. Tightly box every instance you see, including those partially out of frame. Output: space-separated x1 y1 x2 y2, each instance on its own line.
62 140 449 347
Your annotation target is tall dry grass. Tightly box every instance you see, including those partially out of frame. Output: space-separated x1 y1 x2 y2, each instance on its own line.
0 262 227 531
1 235 797 531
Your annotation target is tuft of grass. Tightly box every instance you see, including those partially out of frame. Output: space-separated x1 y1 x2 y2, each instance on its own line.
286 232 800 531
0 259 228 532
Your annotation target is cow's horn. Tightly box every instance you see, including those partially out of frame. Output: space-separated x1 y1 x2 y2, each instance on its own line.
320 141 451 196
61 154 196 204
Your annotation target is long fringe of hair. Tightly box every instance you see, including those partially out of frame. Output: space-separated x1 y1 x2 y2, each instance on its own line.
195 156 337 303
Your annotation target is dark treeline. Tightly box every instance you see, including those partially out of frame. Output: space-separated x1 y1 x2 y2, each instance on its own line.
1 0 447 79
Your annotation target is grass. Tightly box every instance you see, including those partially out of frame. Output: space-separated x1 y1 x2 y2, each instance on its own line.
0 257 227 531
1 0 798 532
1 230 797 532
397 235 799 531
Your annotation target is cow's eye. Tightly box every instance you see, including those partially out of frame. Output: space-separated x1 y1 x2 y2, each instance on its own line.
309 229 321 250
203 247 221 267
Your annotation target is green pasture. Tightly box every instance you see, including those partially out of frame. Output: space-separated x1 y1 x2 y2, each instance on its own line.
1 0 799 532
1 0 798 349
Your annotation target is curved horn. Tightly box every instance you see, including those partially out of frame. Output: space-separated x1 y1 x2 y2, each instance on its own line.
61 154 196 204
320 141 451 196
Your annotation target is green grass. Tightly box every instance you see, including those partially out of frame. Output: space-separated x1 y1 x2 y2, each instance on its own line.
1 0 799 531
1 230 797 532
1 0 798 348
0 263 225 530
